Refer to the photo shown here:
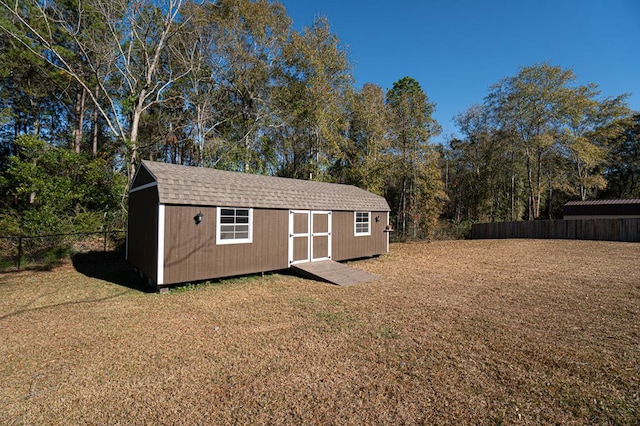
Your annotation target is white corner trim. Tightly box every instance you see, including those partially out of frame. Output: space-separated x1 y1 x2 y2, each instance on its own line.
129 181 157 194
386 212 390 253
157 204 165 286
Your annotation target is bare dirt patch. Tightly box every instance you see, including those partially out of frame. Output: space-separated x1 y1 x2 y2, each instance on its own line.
1 240 638 424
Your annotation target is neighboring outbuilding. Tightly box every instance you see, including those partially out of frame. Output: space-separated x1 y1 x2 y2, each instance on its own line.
127 160 391 290
563 199 640 220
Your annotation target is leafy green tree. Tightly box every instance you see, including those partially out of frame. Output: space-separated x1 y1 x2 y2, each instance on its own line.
136 97 193 165
333 83 389 194
205 0 290 173
277 16 352 181
486 63 630 218
0 0 190 180
486 64 569 219
386 76 445 238
0 26 70 149
602 114 640 198
165 1 229 168
443 105 523 223
560 85 629 200
1 134 125 235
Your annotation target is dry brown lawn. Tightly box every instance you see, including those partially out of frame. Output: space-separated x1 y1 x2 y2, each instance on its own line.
1 239 639 425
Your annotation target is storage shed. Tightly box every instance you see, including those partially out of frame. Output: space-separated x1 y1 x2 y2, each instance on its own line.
127 160 391 290
563 199 640 220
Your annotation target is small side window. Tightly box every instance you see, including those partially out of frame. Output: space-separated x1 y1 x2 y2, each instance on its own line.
216 207 253 245
354 212 371 236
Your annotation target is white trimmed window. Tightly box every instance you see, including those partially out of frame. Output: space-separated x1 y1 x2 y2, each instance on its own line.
216 207 253 245
354 211 371 236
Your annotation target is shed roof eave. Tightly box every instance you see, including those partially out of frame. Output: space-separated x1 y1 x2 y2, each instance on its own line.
159 201 390 212
564 198 640 206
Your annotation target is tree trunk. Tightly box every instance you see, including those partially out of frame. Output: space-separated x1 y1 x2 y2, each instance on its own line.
534 148 543 219
577 160 587 200
195 104 204 166
244 133 251 173
129 110 141 180
129 89 147 180
73 87 86 154
91 84 99 156
525 153 535 221
401 176 407 239
547 172 553 219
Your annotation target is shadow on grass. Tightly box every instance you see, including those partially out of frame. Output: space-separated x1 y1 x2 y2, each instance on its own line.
72 251 154 293
0 259 67 274
0 290 132 321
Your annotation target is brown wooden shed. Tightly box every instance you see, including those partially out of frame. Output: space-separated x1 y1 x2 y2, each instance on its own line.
563 199 640 219
127 160 391 290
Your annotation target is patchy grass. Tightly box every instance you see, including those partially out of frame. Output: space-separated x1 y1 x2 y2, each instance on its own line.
0 240 638 424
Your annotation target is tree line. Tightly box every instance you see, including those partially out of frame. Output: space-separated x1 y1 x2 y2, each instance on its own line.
441 65 638 225
0 0 637 239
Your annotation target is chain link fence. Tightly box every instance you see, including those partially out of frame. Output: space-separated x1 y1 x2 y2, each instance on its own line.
0 230 126 271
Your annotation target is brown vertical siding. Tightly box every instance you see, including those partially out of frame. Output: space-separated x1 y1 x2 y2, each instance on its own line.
313 235 329 259
293 236 309 262
162 207 289 284
313 214 328 233
293 212 308 233
564 202 640 217
332 211 388 261
127 188 159 282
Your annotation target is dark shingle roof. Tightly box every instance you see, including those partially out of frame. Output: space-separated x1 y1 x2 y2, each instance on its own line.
137 160 390 212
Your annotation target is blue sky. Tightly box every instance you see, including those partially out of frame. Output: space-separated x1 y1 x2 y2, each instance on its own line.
278 0 640 142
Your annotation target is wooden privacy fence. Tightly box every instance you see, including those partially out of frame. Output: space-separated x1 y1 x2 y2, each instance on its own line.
471 218 640 242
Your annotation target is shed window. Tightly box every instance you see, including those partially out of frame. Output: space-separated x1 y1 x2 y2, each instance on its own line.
354 212 371 236
216 207 253 245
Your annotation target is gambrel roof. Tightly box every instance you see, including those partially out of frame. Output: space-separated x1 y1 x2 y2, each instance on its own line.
133 160 390 212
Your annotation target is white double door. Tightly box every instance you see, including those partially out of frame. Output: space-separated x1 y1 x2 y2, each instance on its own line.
288 210 332 265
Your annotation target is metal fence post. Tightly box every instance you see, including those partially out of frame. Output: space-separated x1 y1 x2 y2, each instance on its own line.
17 236 23 270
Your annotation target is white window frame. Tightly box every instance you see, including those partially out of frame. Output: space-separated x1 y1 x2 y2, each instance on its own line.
354 211 371 236
216 207 253 245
